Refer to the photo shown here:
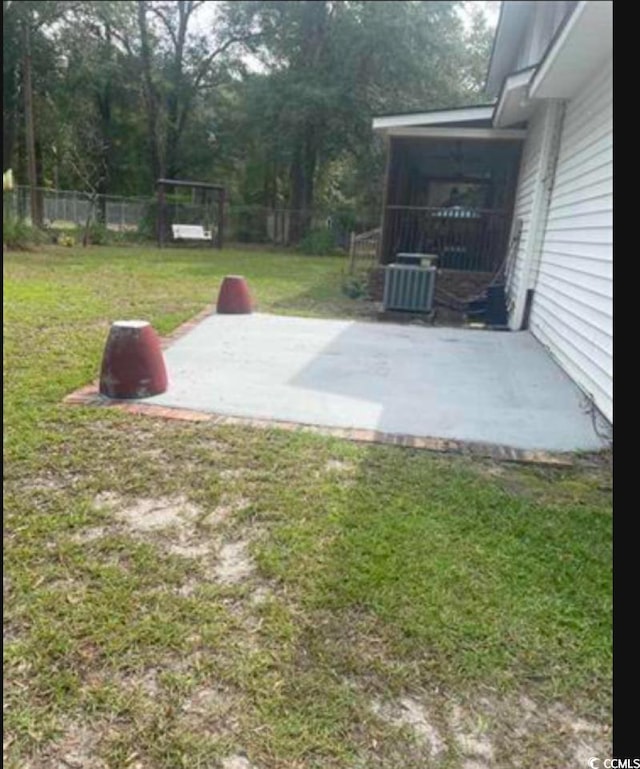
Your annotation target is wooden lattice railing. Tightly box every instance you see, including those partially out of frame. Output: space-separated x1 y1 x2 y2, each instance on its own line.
347 227 381 275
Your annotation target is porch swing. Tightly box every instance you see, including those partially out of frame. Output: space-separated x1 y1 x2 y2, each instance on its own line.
156 178 226 248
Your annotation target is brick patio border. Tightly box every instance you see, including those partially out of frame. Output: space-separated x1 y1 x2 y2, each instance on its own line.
64 305 574 467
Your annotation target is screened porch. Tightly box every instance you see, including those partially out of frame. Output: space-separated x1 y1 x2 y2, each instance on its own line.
380 136 523 271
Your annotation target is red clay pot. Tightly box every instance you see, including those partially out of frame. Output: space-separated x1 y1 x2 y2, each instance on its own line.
216 275 253 314
99 320 168 399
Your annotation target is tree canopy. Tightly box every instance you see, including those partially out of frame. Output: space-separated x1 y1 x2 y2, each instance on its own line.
3 0 495 234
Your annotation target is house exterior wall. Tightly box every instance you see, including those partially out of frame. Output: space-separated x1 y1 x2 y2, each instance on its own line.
528 61 613 422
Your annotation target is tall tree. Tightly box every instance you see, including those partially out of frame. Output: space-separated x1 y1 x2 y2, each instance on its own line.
3 1 73 222
59 2 140 203
220 0 485 240
3 0 499 233
135 0 260 185
3 0 21 172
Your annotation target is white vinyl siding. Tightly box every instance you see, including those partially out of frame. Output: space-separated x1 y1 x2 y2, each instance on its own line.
529 61 613 422
506 106 547 318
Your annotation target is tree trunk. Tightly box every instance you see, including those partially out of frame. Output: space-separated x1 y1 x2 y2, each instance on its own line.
137 0 163 186
95 97 111 223
286 2 327 244
161 0 193 181
3 109 17 173
35 138 45 224
15 104 27 218
262 162 277 241
95 24 114 220
22 21 42 227
81 195 97 246
288 130 317 244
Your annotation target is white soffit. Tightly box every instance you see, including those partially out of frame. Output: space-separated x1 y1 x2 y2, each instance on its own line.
529 0 613 99
384 127 526 141
372 106 494 133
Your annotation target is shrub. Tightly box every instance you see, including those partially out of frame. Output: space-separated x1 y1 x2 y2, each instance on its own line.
331 208 358 234
342 275 369 299
84 222 109 245
137 203 158 240
57 233 76 247
2 217 44 250
298 228 339 256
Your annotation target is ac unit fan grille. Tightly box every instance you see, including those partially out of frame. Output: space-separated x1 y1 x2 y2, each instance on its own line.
383 265 437 312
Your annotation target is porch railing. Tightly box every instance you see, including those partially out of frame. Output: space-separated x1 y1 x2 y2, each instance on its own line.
383 206 510 272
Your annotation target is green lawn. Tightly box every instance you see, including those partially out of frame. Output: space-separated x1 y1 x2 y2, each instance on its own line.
4 244 612 768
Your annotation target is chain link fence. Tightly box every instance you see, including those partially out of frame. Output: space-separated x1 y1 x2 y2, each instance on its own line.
3 185 381 249
5 186 153 232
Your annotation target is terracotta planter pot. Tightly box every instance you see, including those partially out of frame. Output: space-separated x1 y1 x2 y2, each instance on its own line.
99 320 168 399
216 275 253 314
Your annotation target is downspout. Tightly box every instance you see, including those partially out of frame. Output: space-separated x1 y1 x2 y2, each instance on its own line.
510 100 566 330
523 100 566 327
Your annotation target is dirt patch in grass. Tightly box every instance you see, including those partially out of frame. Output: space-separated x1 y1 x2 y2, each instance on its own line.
70 526 109 544
320 459 358 487
221 756 257 769
174 580 200 597
205 496 251 527
105 494 201 533
119 668 162 697
249 586 272 606
199 438 231 452
449 703 494 767
324 459 356 475
168 542 213 558
182 685 234 714
507 698 610 768
21 722 107 769
371 696 445 760
90 492 262 591
213 540 255 585
21 475 67 493
471 458 613 508
93 491 254 545
370 690 609 767
177 685 243 737
219 468 250 481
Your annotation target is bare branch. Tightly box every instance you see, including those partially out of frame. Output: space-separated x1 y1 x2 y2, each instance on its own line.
149 4 178 50
107 25 134 56
192 32 262 91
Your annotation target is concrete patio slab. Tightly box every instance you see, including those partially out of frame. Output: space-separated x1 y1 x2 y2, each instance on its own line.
137 313 603 452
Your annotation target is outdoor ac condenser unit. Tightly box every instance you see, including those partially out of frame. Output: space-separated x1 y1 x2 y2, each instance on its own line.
382 264 437 313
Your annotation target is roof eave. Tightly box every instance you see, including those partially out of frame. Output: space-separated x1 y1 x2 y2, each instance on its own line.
528 0 613 99
372 106 495 133
485 2 535 98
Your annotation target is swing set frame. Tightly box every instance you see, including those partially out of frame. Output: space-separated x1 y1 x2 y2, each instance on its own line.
156 178 226 249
